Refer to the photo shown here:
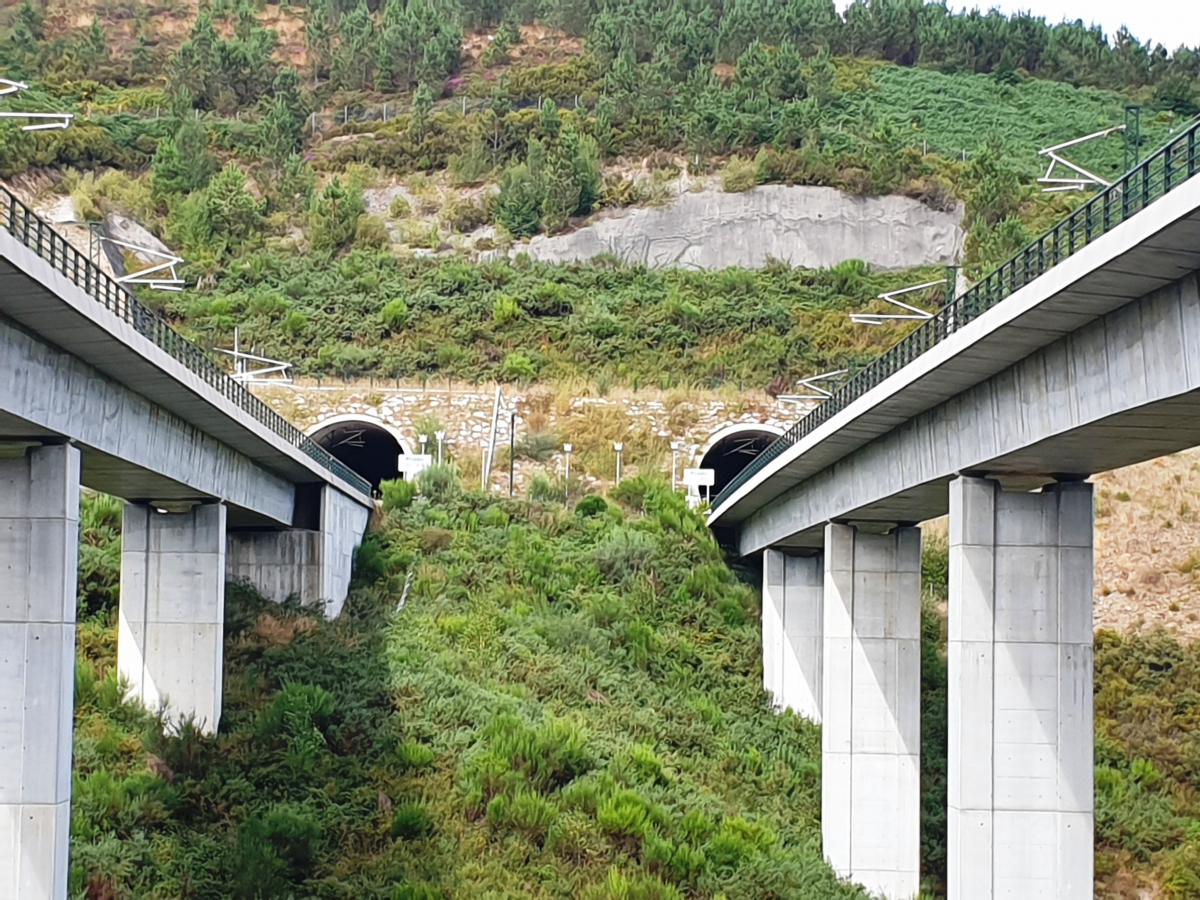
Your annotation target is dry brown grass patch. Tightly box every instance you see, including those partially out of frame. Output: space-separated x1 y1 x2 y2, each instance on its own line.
253 612 318 646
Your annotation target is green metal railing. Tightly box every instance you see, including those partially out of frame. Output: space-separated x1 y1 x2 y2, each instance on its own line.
714 115 1200 512
0 188 373 498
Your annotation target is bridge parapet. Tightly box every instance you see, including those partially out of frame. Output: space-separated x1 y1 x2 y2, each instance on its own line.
715 115 1200 515
0 187 371 500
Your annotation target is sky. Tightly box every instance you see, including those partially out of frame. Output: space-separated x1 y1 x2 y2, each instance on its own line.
838 0 1200 52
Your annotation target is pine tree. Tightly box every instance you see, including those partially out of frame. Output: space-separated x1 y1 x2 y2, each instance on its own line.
82 18 109 79
538 98 562 141
409 83 433 142
261 98 303 167
152 119 217 201
332 0 374 91
562 120 601 216
130 34 156 80
493 163 542 238
309 177 366 255
305 0 334 82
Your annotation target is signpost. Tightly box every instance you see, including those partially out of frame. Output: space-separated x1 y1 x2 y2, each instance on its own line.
682 467 715 506
397 453 433 480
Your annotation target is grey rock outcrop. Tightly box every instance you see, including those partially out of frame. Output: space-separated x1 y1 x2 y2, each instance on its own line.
519 185 964 270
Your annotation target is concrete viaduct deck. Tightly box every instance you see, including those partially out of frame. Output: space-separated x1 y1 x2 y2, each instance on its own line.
709 122 1200 899
0 191 374 898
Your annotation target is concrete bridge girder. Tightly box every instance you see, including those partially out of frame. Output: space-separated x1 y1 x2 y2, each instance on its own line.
740 271 1200 555
0 231 375 897
742 179 1200 899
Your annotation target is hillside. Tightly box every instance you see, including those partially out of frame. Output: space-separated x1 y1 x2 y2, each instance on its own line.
71 480 873 899
67 457 1200 900
0 0 1191 391
6 2 1200 899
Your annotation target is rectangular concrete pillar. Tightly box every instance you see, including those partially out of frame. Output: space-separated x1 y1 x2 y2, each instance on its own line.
763 550 784 703
763 549 824 721
118 502 226 734
226 529 323 606
321 486 371 618
226 485 369 619
822 523 922 900
948 477 1093 900
0 443 80 900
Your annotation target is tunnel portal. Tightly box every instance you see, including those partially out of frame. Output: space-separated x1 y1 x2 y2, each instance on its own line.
310 418 406 492
698 427 783 497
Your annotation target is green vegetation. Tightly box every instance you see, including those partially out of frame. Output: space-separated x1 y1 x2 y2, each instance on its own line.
11 2 1200 892
173 252 951 386
67 454 1200 899
70 481 874 898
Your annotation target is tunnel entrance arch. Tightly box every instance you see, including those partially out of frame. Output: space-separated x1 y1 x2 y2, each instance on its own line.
306 415 409 493
698 424 785 498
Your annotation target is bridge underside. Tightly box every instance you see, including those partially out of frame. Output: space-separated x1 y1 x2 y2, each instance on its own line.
739 271 1200 553
0 315 297 527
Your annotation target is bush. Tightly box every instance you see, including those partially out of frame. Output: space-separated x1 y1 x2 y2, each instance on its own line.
394 885 444 900
232 805 322 897
593 528 657 582
720 156 758 193
352 535 388 586
388 195 412 218
391 801 433 840
515 430 559 462
492 294 522 326
575 495 608 518
528 472 562 503
416 464 461 502
499 352 537 381
381 478 416 511
447 142 493 186
355 213 390 249
397 740 436 770
380 298 411 331
441 198 489 232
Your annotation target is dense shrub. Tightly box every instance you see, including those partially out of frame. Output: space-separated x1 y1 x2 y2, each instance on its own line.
178 251 940 387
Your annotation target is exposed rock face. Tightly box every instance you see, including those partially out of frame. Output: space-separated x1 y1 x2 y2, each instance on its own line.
520 185 964 270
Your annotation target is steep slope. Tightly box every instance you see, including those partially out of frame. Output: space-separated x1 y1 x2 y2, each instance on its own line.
69 482 876 899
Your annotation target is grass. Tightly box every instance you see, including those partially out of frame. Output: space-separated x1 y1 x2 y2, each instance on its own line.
68 484 871 898
67 443 1200 899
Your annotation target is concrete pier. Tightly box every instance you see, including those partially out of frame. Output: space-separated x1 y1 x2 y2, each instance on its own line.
226 485 371 618
948 477 1093 899
822 523 922 900
0 444 80 900
118 502 226 734
226 529 322 607
762 549 823 721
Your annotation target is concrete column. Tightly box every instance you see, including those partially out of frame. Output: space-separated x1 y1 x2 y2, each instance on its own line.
948 477 1093 900
118 502 226 734
822 522 922 900
763 550 823 721
226 486 369 619
0 443 80 900
763 550 784 704
226 529 322 607
321 486 371 617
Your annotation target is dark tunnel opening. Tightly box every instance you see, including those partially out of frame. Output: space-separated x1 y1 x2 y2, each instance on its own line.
699 429 782 497
311 420 405 493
